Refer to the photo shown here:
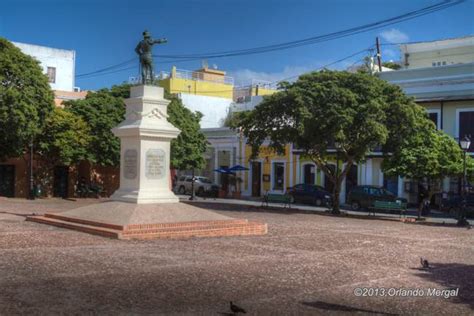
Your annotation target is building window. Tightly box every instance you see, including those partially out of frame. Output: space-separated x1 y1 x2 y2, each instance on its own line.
432 62 436 67
426 110 441 130
442 61 446 65
47 67 56 83
459 110 474 152
272 162 285 191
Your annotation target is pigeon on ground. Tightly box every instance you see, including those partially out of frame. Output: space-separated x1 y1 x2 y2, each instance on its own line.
420 257 430 269
230 301 246 314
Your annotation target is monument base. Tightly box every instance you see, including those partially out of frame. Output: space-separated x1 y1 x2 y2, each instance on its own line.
110 188 179 204
27 201 267 240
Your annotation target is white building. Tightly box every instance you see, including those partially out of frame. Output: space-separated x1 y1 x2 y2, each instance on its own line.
400 35 474 69
178 93 233 128
13 41 76 92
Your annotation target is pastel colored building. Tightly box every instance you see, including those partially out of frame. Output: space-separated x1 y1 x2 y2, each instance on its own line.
199 35 474 205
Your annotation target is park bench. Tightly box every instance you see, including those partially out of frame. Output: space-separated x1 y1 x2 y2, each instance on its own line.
261 192 292 209
369 200 407 217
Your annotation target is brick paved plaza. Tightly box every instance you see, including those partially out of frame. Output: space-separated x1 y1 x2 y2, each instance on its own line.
0 198 473 315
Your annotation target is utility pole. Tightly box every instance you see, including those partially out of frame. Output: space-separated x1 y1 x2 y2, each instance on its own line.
376 37 382 72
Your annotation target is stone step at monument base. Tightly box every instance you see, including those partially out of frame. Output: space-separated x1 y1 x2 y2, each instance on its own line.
27 215 267 240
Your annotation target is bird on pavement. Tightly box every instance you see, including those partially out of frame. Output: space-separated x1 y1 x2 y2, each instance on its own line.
230 301 246 314
420 257 430 269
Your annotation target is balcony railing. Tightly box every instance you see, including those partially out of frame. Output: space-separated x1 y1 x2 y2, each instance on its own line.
157 69 234 85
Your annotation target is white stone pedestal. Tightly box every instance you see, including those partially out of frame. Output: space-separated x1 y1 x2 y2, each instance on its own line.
27 85 267 240
110 85 180 204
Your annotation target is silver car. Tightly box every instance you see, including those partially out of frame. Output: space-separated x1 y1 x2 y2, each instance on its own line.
175 176 218 197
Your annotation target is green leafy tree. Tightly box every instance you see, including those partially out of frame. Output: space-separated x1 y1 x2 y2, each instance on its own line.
65 87 126 166
37 107 91 165
34 107 91 190
0 38 54 161
238 70 422 213
222 110 247 128
383 117 474 217
382 61 402 70
166 92 208 170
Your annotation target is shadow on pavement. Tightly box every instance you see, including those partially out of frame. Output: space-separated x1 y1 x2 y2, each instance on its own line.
301 301 397 315
184 201 409 223
413 262 474 310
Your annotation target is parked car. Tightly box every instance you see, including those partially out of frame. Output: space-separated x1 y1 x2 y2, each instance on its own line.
347 185 407 211
175 175 219 197
287 184 332 206
439 193 474 218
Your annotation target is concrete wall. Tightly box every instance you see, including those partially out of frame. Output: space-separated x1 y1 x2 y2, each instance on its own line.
178 93 233 128
13 42 75 92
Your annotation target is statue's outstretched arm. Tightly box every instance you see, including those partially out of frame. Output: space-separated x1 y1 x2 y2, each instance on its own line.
153 38 167 45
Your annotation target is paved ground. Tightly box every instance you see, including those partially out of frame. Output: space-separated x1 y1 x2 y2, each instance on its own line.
0 198 473 315
180 195 474 225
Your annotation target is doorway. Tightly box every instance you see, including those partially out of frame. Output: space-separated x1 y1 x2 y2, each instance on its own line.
0 165 15 197
53 166 69 198
303 164 315 184
220 165 229 193
384 175 399 195
251 161 261 197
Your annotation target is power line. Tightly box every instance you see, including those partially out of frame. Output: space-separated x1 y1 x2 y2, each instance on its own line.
267 46 373 85
74 0 465 79
76 57 205 79
152 0 465 59
76 58 136 78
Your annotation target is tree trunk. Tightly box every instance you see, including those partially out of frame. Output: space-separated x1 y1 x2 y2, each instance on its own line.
332 185 341 214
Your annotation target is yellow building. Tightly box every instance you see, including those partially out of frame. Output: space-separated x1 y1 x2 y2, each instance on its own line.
158 66 234 99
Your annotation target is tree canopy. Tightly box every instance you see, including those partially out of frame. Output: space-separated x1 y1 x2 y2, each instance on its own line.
0 38 54 161
166 91 208 170
382 61 402 70
237 70 424 212
37 107 91 166
65 86 127 166
383 117 474 187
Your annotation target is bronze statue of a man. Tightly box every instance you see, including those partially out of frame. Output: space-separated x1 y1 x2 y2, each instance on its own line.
135 30 167 84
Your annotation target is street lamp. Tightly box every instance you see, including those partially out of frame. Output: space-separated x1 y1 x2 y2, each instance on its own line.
458 136 471 226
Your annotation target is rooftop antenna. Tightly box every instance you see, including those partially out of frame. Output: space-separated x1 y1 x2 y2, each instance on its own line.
202 60 208 69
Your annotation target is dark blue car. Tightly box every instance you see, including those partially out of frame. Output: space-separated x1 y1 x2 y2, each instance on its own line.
287 184 333 206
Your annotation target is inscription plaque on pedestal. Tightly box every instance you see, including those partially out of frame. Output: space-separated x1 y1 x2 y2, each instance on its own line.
124 149 138 179
146 149 165 179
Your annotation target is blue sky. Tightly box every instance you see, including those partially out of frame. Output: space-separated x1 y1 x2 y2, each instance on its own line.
1 0 473 90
